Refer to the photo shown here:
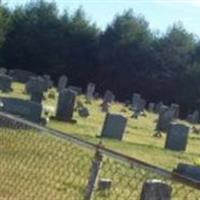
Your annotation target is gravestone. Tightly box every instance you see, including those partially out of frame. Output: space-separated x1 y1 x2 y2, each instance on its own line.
170 103 180 119
26 77 47 103
98 179 112 190
101 102 109 113
140 180 172 200
132 93 142 110
187 110 199 124
0 97 42 122
165 123 189 151
173 163 200 182
156 107 174 132
0 74 13 92
9 69 36 83
0 67 7 74
86 83 95 102
58 75 68 92
68 86 82 95
56 89 77 121
155 102 164 113
101 113 127 140
43 74 53 89
148 102 155 112
103 90 115 104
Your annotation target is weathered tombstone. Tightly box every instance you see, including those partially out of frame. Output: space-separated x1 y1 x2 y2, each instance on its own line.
173 163 200 182
0 67 7 74
0 74 13 92
140 179 172 200
43 74 53 89
170 103 180 119
101 113 127 140
101 102 109 113
148 102 155 112
56 89 77 121
132 93 142 110
9 69 36 83
68 86 82 95
78 107 90 118
165 123 189 151
187 110 199 124
58 75 68 92
156 106 173 132
26 77 47 103
103 90 115 104
155 102 163 113
86 83 95 103
0 97 42 123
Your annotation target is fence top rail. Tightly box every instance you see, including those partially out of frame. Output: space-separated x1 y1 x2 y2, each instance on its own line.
0 111 200 190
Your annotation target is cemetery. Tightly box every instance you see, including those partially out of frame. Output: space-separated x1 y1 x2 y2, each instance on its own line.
0 74 199 171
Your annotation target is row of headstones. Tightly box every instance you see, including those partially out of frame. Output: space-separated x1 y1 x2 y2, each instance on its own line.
101 112 189 152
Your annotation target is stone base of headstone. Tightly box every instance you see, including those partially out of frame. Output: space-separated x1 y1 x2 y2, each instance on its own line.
140 180 172 200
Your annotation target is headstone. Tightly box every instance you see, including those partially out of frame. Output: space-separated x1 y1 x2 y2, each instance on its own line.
26 77 47 103
0 67 7 74
165 123 189 151
43 74 53 89
68 86 82 95
155 102 164 113
58 75 68 92
0 74 13 92
0 97 42 123
173 163 200 182
156 107 173 132
148 102 155 112
101 102 109 113
170 103 180 119
56 89 77 121
101 113 127 140
140 179 172 200
78 107 89 118
86 83 95 102
103 90 115 104
132 93 142 110
187 110 199 124
9 69 36 83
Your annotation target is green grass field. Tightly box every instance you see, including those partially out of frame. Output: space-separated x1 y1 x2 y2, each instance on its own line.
1 81 200 171
0 82 200 199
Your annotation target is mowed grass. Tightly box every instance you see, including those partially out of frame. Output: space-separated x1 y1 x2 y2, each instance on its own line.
1 81 200 171
1 82 200 199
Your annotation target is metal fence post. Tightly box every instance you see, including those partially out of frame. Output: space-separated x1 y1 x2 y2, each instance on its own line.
84 147 103 200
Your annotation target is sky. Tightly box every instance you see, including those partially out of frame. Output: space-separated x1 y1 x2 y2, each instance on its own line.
3 0 200 36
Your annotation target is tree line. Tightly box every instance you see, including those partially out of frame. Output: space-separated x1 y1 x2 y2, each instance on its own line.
0 0 200 116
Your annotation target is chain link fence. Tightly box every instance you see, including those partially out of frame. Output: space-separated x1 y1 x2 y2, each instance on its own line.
0 111 200 199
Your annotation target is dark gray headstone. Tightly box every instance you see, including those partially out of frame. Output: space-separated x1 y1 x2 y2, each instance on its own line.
165 123 189 151
58 75 68 92
173 163 200 182
0 74 13 93
132 93 142 110
103 90 115 104
43 74 53 89
187 110 199 124
170 103 180 119
156 107 174 132
0 67 7 74
140 179 172 200
148 102 155 112
56 89 77 121
101 113 127 140
98 179 112 190
9 69 36 83
0 97 42 122
68 86 82 95
86 83 95 102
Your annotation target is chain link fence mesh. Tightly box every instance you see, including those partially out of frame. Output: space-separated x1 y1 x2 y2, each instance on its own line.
0 112 200 200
